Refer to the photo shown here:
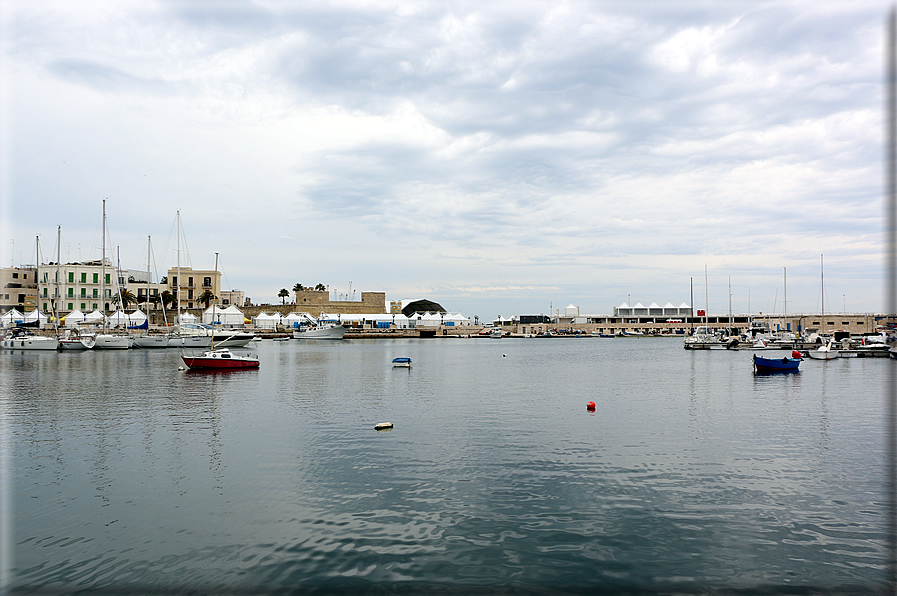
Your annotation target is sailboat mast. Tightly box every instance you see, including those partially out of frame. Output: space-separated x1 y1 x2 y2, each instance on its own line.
783 267 787 331
704 265 709 327
101 199 106 324
54 226 61 329
821 254 825 330
211 252 219 349
176 210 181 318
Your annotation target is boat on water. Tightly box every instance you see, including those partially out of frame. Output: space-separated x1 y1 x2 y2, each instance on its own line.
182 347 259 370
58 328 95 350
180 254 260 371
290 313 346 339
753 352 801 373
392 357 412 368
806 338 840 361
167 323 255 348
133 334 170 348
490 329 503 339
292 323 345 340
1 327 59 350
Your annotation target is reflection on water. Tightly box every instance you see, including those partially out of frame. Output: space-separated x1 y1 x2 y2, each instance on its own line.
2 339 889 593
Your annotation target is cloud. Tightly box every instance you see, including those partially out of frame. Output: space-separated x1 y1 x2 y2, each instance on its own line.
0 0 890 314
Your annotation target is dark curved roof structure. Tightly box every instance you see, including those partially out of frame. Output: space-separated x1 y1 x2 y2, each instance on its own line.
402 299 446 317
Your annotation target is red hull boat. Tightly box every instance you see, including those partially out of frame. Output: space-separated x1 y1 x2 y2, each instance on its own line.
182 348 259 369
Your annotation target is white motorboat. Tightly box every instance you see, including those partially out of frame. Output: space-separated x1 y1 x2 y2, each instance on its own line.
293 323 346 339
806 338 840 360
1 328 59 350
290 313 346 339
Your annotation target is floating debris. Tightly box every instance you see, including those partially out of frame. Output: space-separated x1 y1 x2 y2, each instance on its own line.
374 422 394 431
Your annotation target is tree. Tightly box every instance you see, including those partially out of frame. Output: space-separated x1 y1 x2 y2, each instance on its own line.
278 288 289 304
198 289 216 308
315 283 326 292
293 283 305 292
160 276 168 284
160 290 176 310
114 288 136 309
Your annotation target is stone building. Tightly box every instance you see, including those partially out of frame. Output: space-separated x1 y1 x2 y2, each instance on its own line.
294 289 386 315
0 266 38 314
166 267 222 310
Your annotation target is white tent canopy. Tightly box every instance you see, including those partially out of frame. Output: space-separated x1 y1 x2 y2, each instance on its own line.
129 309 147 325
64 309 86 328
253 312 283 328
203 305 244 326
107 310 130 326
84 309 105 323
176 312 197 324
24 310 49 324
1 309 23 325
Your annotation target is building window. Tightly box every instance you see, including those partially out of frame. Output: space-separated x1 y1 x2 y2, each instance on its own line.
81 288 86 297
67 288 73 297
93 273 98 283
812 321 820 325
43 303 47 310
172 276 177 286
188 276 194 287
68 303 73 310
68 272 74 283
188 289 194 299
81 303 86 310
81 272 87 283
105 274 110 284
12 273 17 279
43 288 47 296
203 276 212 288
842 321 849 326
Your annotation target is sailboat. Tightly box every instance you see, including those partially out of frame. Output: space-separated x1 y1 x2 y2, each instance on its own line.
1 235 59 350
133 236 169 348
93 199 130 349
181 253 259 370
51 226 93 350
806 254 839 360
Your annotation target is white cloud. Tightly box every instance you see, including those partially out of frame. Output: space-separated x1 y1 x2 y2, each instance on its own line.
0 0 891 314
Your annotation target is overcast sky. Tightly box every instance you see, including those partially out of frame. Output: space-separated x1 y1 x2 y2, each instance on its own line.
0 1 890 318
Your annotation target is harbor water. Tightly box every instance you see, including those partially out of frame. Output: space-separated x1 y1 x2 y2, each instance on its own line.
2 337 891 594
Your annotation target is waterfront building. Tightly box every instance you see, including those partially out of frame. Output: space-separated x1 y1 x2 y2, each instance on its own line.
35 260 150 314
0 266 38 314
165 266 222 311
294 288 386 315
220 289 246 307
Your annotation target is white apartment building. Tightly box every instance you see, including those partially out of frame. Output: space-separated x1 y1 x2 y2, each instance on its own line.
36 260 153 314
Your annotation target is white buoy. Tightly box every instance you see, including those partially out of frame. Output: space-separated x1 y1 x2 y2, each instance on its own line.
374 422 394 431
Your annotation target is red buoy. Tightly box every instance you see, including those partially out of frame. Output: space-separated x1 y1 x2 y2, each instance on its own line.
791 350 802 359
586 401 596 411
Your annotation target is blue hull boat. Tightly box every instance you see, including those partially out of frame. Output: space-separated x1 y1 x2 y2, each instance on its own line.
753 353 800 373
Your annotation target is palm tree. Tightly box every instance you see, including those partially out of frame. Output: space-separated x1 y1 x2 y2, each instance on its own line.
160 290 176 310
198 289 216 308
114 288 136 309
278 288 289 304
315 283 326 292
293 283 305 292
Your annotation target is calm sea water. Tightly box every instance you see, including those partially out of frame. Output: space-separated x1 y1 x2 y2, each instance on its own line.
1 337 891 594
